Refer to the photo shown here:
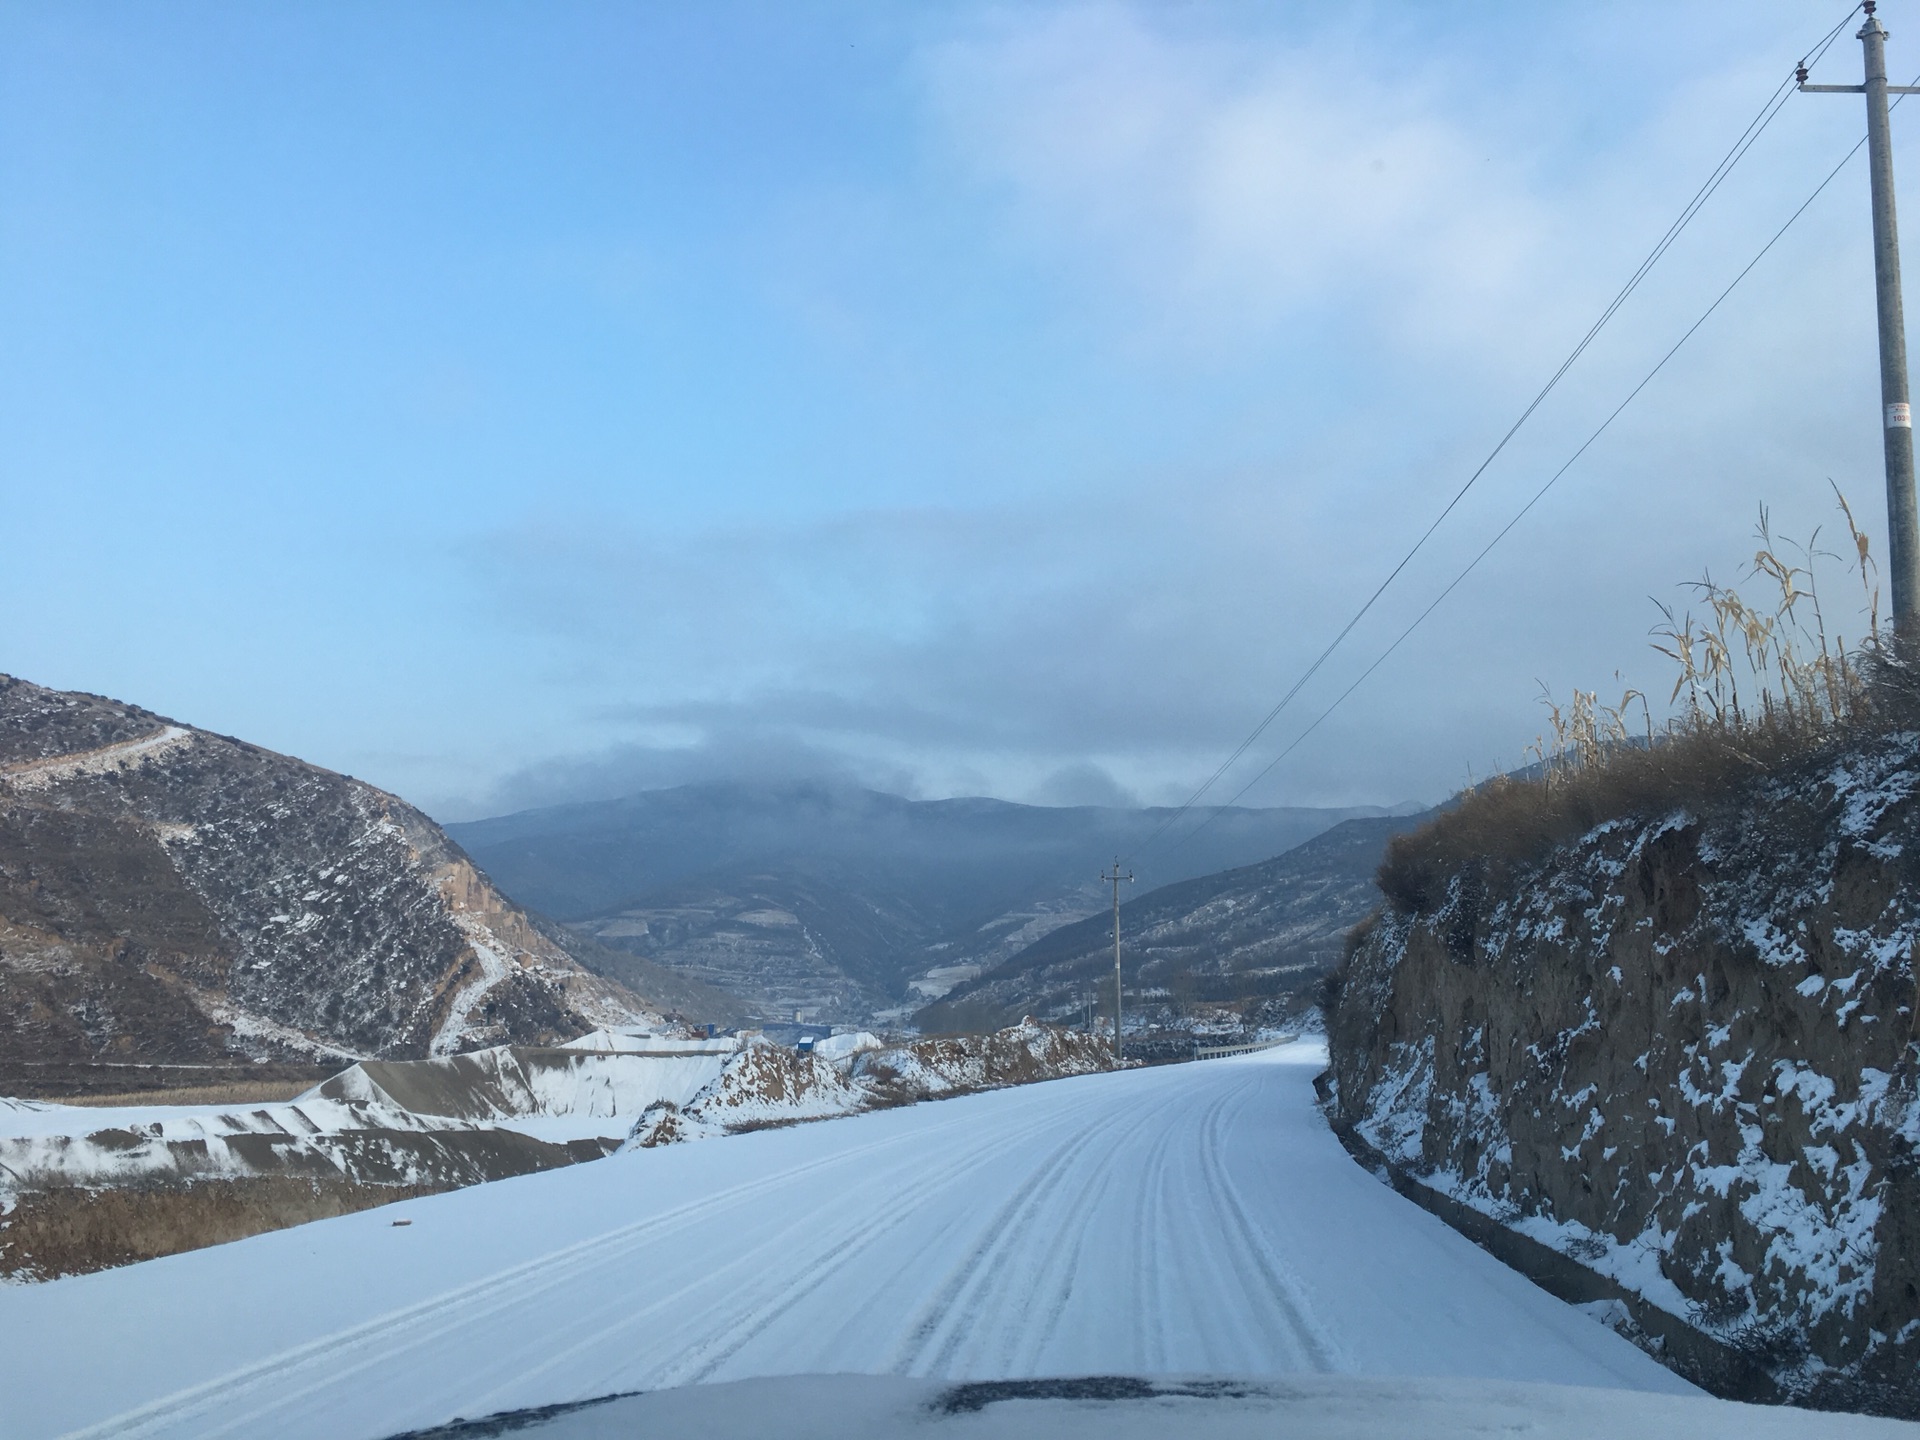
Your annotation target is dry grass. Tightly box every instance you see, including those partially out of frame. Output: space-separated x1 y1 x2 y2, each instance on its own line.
1378 723 1831 914
0 1177 448 1281
53 1082 318 1109
1380 494 1911 916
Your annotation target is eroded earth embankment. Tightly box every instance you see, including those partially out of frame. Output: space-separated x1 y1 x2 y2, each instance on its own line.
0 1021 1110 1279
1324 729 1920 1415
0 672 662 1068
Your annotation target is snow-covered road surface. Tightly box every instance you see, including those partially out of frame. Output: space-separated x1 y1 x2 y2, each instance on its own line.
6 1044 1714 1439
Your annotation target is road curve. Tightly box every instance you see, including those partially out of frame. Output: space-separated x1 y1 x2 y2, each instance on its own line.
1 1043 1692 1440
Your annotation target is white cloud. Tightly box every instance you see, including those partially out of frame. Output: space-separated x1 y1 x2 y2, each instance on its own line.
921 4 1551 360
439 2 1902 819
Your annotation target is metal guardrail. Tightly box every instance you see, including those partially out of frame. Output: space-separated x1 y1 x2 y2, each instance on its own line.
1191 1034 1297 1061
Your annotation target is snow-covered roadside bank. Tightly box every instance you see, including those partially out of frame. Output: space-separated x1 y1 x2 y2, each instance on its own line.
0 1023 1109 1201
625 1021 1110 1144
1324 744 1920 1413
0 1023 1109 1279
0 1042 1725 1440
383 1372 1920 1440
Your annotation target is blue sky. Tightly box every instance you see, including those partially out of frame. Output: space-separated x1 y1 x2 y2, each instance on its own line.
0 1 1907 817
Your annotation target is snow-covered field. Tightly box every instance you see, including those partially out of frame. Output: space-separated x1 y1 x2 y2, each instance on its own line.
2 1043 1907 1439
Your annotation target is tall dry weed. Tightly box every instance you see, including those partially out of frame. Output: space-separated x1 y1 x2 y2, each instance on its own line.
1380 490 1909 915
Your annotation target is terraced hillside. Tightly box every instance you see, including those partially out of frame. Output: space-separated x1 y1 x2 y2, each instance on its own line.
0 674 672 1070
917 812 1430 1035
452 783 1408 1025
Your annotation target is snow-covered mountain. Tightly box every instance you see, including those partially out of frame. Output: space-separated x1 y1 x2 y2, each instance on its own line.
0 674 668 1069
449 782 1410 1025
917 812 1431 1036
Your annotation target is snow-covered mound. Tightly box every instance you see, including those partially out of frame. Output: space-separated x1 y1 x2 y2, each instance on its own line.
811 1030 884 1061
863 1018 1114 1099
626 1019 1111 1146
311 1040 736 1124
558 1028 736 1054
0 1043 744 1210
384 1373 1919 1440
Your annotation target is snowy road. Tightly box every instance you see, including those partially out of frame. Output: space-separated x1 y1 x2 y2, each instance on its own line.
1 1043 1694 1440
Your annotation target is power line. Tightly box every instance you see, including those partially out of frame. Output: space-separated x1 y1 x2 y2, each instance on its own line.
1165 81 1900 850
1125 5 1862 863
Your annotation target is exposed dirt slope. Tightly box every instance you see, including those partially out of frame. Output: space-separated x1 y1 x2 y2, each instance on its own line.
0 674 661 1067
1325 729 1920 1415
628 1020 1113 1144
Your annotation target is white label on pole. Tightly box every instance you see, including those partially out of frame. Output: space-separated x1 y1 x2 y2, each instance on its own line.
1889 402 1913 428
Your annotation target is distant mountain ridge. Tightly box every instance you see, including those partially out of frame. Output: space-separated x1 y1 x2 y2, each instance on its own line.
0 674 676 1069
450 783 1412 1025
915 811 1435 1035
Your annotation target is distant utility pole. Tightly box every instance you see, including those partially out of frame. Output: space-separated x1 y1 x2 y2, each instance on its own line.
1101 859 1133 1066
1801 1 1920 634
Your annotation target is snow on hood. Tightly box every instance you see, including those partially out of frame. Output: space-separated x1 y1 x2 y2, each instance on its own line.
379 1372 1907 1440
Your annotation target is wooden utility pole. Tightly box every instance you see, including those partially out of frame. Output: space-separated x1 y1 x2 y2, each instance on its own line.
1801 2 1920 633
1101 859 1133 1066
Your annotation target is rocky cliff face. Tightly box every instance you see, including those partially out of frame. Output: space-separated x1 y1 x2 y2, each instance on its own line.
0 675 660 1064
1325 731 1920 1413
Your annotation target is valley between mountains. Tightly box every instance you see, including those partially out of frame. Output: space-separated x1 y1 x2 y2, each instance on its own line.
8 668 1920 1433
447 783 1420 1032
0 671 1397 1073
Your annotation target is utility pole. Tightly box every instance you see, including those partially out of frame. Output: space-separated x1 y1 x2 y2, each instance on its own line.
1101 859 1133 1066
1801 1 1920 634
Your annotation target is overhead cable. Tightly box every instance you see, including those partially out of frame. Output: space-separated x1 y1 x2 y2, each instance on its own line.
1164 82 1899 854
1127 4 1862 862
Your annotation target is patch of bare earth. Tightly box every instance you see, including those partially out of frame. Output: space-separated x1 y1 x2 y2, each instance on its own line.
0 1176 452 1281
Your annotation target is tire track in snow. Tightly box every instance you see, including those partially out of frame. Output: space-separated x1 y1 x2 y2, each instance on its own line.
891 1106 1117 1376
1130 1083 1189 1372
891 1078 1196 1379
269 1089 1115 1431
652 1096 1109 1389
960 1081 1192 1377
991 1097 1133 1371
1198 1069 1346 1372
67 1110 1020 1440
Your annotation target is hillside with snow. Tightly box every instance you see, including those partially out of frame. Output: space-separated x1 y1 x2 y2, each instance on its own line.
917 812 1430 1038
0 674 678 1074
449 782 1408 1025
